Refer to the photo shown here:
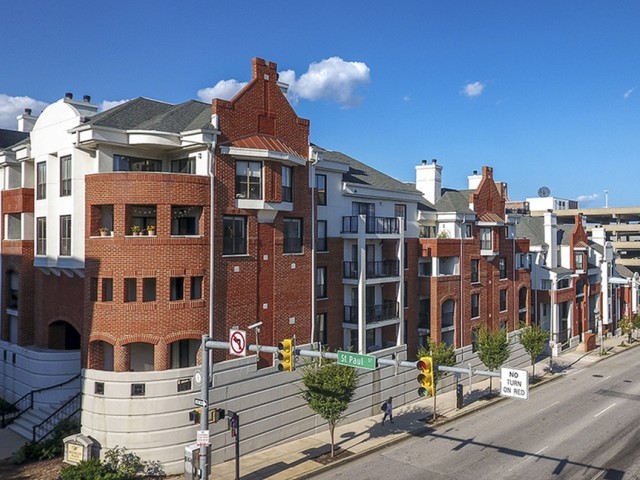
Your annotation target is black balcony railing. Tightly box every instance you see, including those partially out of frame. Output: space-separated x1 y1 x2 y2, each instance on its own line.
343 260 400 279
343 301 400 324
341 216 400 235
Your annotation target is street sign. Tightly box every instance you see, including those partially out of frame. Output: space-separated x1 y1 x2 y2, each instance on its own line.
229 329 247 357
193 369 203 386
337 350 377 370
500 367 529 400
196 430 209 447
194 398 207 407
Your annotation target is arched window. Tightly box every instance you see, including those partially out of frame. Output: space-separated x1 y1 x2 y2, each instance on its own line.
441 299 455 347
128 343 154 372
48 320 81 350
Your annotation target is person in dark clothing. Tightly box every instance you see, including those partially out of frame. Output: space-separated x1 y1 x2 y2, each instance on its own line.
382 396 393 425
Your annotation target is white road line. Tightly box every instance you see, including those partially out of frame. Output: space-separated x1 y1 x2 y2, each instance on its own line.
590 469 606 480
535 401 559 414
594 403 616 418
508 446 548 471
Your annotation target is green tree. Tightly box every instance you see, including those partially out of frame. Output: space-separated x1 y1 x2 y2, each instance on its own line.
418 339 456 420
633 314 640 340
300 360 358 457
477 325 511 396
620 316 633 345
519 323 548 380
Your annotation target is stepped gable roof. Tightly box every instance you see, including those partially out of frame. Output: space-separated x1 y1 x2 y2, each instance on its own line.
514 216 546 247
87 98 212 132
0 129 29 149
317 147 421 195
434 188 474 213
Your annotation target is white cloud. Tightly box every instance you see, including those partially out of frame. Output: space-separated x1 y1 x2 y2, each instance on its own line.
576 193 599 205
402 95 411 102
99 99 130 112
624 88 634 99
462 81 485 97
197 80 248 103
284 57 370 107
0 94 48 129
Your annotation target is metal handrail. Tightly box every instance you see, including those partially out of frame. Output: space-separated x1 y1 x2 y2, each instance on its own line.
32 392 81 443
1 373 80 428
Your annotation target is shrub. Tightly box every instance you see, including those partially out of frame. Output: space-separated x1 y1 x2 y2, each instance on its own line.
13 417 80 464
60 446 165 479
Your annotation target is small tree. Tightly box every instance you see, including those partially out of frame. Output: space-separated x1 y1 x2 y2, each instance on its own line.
418 339 456 420
300 360 358 457
633 314 640 340
477 325 511 396
519 323 548 380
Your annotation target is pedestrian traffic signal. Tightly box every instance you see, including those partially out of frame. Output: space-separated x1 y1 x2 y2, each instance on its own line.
278 338 294 372
189 408 201 424
417 356 434 397
209 408 226 424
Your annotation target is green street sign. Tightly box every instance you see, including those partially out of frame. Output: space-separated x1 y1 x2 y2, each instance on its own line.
337 351 377 370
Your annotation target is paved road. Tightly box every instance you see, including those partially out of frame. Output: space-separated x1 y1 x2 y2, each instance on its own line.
315 348 640 480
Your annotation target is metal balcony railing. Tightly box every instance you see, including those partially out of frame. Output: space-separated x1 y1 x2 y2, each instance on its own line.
343 301 400 324
343 260 400 279
341 216 400 235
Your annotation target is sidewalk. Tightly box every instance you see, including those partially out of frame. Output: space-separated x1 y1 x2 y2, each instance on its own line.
212 333 638 480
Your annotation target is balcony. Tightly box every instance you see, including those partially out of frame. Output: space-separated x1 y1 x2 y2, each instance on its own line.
341 216 399 235
343 301 400 324
343 260 400 280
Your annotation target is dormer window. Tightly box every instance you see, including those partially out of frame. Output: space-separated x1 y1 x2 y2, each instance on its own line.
282 165 293 202
575 253 584 271
235 160 262 199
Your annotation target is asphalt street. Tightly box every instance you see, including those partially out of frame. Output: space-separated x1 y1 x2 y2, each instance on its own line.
315 348 640 480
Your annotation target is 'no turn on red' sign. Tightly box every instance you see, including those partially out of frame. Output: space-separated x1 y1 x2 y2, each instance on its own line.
500 367 529 400
229 329 247 357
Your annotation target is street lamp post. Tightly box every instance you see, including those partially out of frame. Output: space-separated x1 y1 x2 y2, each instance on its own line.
549 273 579 373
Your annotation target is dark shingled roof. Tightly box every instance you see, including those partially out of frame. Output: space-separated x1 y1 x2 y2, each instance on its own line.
514 216 546 247
86 98 212 133
434 189 474 213
0 129 29 149
316 147 421 195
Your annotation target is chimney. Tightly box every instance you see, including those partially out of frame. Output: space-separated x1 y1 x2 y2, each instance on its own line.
468 169 482 190
543 210 558 268
415 158 443 205
17 107 37 133
83 95 91 103
65 92 73 100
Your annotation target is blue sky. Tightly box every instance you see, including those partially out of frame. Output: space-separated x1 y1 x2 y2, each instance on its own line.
2 1 639 207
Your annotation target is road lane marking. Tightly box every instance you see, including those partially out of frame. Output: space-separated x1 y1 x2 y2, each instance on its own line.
535 401 559 414
590 469 606 479
594 403 616 418
508 446 548 471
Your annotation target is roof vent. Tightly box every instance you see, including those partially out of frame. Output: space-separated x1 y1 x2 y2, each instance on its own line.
431 159 437 165
421 159 427 165
24 108 32 116
83 95 91 103
65 92 73 100
473 170 478 175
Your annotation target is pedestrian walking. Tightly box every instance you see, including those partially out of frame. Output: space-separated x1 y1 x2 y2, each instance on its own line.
382 396 393 425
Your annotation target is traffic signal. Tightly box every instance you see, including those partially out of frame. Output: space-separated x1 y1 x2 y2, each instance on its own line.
209 408 226 424
417 356 434 397
278 338 294 372
189 408 201 424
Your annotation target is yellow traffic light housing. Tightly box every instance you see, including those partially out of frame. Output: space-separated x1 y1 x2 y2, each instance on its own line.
189 408 201 424
278 338 294 372
417 356 434 397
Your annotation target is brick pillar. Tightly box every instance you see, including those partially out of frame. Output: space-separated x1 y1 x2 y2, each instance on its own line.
154 340 169 371
88 341 103 370
114 344 130 372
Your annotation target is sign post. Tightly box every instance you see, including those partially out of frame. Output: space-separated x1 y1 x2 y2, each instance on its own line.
500 367 529 400
229 329 247 357
336 350 377 370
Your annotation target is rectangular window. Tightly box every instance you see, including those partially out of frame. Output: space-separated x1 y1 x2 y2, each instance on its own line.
282 165 293 202
395 204 407 231
418 260 432 276
129 205 156 233
317 220 327 252
223 216 247 255
480 227 492 251
60 215 71 256
283 218 302 253
316 313 327 345
316 174 327 206
472 328 480 353
191 276 203 300
404 241 408 270
89 278 98 302
142 278 156 302
36 161 46 199
60 155 72 196
102 278 113 302
171 206 201 235
124 278 137 302
235 160 262 199
6 214 21 240
316 267 327 299
499 257 507 279
36 217 46 255
171 157 195 174
114 154 162 172
465 224 473 238
575 253 584 271
170 277 184 301
500 289 507 311
471 259 479 283
471 293 479 318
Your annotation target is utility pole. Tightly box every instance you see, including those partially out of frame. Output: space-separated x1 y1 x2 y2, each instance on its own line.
199 335 210 479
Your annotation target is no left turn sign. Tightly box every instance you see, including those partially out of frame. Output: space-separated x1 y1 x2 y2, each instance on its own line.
229 329 247 357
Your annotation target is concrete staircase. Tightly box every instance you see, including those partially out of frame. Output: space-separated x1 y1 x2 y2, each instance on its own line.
7 403 60 441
